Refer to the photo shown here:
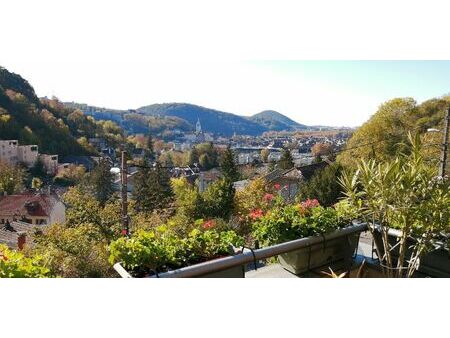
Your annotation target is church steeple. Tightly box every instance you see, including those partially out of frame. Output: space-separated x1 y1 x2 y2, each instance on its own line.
195 117 202 134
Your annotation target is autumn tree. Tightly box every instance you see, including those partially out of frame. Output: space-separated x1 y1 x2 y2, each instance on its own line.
337 98 417 167
0 161 25 195
260 148 270 163
311 143 333 158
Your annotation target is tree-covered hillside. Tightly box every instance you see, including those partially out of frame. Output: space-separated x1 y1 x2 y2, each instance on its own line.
248 110 307 131
137 103 268 136
0 66 126 156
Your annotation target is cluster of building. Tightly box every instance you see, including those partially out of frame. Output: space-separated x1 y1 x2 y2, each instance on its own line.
0 140 59 175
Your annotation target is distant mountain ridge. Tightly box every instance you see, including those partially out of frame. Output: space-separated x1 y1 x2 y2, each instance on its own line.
247 110 307 131
137 103 268 136
66 102 309 136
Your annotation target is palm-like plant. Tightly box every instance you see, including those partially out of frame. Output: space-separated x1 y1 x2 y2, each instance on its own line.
339 133 449 277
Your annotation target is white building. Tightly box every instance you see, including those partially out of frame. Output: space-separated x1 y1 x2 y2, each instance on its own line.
39 154 58 175
0 140 19 165
17 145 39 167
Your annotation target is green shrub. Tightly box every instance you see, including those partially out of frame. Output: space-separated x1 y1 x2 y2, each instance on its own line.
0 244 53 278
251 199 353 247
109 220 244 276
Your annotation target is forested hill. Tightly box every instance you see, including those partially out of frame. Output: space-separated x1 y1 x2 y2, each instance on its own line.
66 102 309 137
0 66 124 156
137 103 268 136
248 110 307 131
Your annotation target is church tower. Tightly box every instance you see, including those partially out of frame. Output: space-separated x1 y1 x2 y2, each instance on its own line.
195 117 202 135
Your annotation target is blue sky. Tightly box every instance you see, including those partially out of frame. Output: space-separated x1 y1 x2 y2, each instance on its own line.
253 60 450 102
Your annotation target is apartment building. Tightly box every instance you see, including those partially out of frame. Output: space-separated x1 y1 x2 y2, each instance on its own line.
17 144 39 167
39 154 58 175
0 139 59 175
0 140 19 164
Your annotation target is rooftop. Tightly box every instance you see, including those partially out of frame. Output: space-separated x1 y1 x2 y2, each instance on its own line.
0 193 60 217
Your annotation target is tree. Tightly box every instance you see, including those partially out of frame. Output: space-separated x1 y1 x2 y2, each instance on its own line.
54 164 86 186
153 162 173 208
311 143 333 158
31 177 43 190
132 162 153 213
260 148 270 163
199 153 211 170
31 223 115 277
298 163 343 207
132 162 173 213
268 160 276 172
145 134 155 161
29 158 46 177
186 147 199 166
220 146 239 182
88 159 114 206
279 148 294 169
0 161 25 195
200 178 235 220
337 98 417 167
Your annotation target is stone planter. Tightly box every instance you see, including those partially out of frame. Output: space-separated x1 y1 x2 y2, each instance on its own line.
278 229 361 275
372 227 450 277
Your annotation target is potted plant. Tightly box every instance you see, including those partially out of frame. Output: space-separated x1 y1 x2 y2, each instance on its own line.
109 219 245 278
340 133 450 277
251 198 362 275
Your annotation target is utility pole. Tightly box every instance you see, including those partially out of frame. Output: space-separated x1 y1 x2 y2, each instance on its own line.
121 150 129 236
439 106 450 177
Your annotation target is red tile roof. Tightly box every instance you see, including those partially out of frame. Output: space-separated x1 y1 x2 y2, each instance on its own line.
0 193 60 218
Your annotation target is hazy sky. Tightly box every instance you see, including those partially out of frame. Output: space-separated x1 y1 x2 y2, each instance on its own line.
2 2 450 127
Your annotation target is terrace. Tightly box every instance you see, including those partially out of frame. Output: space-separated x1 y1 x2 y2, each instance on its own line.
113 224 450 278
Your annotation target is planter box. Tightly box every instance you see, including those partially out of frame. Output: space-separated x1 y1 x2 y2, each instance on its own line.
278 230 360 275
372 228 450 277
114 247 245 278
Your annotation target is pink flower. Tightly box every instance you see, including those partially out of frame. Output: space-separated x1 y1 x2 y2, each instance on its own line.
121 229 128 236
274 183 281 190
263 193 274 202
202 219 215 229
301 198 320 209
250 209 264 220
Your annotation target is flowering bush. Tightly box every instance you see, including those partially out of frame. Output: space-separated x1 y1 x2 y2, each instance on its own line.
234 178 276 235
109 221 244 277
251 200 354 247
